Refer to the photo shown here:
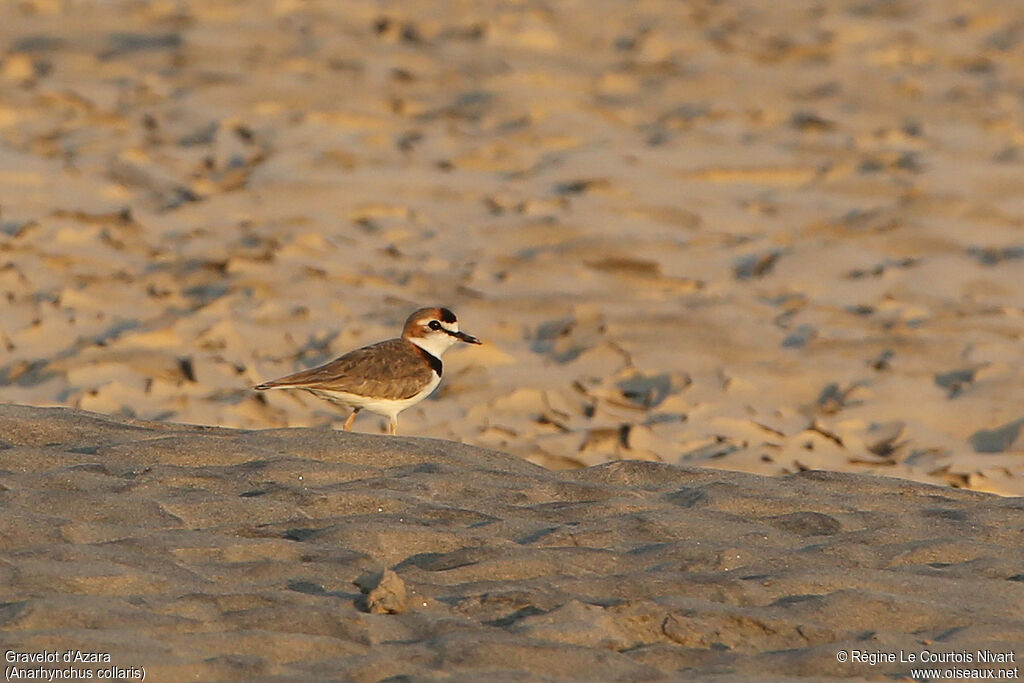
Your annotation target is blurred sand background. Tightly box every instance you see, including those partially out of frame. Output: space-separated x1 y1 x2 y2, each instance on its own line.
1 0 1023 494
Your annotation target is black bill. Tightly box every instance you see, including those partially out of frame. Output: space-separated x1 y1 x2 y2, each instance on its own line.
451 330 481 344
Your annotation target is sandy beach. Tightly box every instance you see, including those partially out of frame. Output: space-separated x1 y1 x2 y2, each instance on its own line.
1 0 1024 679
1 405 1022 680
1 0 1023 495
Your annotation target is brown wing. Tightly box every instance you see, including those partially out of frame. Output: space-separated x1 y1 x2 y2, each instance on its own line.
255 338 438 400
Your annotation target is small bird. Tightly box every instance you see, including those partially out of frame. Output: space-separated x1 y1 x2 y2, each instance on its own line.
255 307 481 434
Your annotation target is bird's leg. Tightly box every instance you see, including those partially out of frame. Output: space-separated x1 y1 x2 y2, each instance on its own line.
344 408 360 431
388 416 398 436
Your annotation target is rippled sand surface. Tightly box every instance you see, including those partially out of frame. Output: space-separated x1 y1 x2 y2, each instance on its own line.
1 406 1022 680
1 0 1023 495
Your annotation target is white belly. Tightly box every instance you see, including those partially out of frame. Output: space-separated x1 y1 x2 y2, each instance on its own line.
305 373 441 419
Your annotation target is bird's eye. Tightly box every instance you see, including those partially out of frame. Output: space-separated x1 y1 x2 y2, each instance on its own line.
428 320 442 330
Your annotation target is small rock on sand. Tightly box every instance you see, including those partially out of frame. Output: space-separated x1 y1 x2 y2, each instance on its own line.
356 568 408 614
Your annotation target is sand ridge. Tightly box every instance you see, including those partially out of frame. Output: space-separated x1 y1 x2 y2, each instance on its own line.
0 405 1021 680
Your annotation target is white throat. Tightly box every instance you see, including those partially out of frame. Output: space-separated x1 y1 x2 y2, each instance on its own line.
409 333 457 359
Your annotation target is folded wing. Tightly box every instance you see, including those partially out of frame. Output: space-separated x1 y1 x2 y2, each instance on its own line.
255 338 438 400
